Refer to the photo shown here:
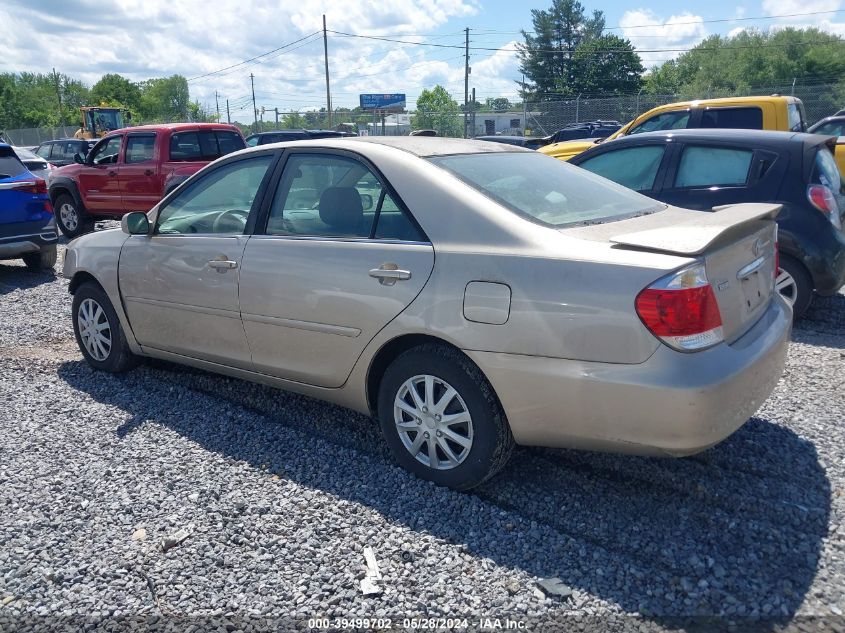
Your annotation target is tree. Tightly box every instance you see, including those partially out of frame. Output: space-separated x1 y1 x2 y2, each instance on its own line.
412 85 462 137
517 0 605 100
138 75 191 122
485 97 513 111
570 34 643 94
90 74 140 111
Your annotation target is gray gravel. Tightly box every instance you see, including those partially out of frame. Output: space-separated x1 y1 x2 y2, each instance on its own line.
1 240 844 632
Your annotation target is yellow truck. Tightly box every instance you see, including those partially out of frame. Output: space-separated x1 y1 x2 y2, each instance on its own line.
539 95 807 161
73 106 131 140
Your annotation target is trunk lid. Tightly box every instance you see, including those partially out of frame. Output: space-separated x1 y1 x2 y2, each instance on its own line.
566 203 781 343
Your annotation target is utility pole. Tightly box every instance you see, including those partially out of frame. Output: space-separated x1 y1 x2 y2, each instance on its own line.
250 73 258 131
215 91 220 122
463 28 470 138
323 14 333 128
275 107 279 128
53 67 64 128
471 87 476 137
226 99 231 124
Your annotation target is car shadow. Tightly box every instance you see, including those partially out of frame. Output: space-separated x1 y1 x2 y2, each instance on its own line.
0 261 57 295
57 359 830 628
794 291 845 348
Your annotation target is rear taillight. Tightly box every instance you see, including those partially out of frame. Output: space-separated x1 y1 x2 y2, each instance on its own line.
635 262 724 352
9 178 48 194
807 184 842 229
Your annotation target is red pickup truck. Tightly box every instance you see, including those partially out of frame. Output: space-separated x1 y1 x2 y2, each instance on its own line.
49 123 245 237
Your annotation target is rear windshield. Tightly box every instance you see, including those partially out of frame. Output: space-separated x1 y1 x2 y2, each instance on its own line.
0 148 27 179
169 130 245 161
428 152 664 227
813 146 842 189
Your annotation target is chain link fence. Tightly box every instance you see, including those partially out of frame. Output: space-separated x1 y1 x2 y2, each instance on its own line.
5 84 844 145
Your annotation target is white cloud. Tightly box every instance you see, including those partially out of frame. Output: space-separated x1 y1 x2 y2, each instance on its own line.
619 9 708 66
759 0 845 37
728 27 747 37
0 0 491 119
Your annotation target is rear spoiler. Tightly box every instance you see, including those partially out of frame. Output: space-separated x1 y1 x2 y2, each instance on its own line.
610 203 781 256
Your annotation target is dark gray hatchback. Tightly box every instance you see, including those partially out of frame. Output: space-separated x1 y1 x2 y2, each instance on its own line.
571 129 845 318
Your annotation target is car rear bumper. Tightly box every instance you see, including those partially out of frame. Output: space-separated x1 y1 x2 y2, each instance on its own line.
466 295 792 456
0 219 58 258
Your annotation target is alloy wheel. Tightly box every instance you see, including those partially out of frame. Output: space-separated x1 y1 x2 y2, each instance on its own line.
775 267 797 306
78 298 111 361
60 202 78 232
393 374 474 470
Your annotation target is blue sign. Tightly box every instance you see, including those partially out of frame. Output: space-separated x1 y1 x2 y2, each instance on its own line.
360 93 406 111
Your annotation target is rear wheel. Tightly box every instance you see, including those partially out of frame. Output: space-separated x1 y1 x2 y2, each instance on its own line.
55 193 87 238
377 344 514 490
72 282 139 372
776 255 812 319
22 245 57 271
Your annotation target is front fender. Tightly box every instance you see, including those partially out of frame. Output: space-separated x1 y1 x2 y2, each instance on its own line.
49 177 86 212
64 229 142 354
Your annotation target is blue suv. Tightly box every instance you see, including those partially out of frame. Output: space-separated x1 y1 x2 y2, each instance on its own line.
0 144 58 270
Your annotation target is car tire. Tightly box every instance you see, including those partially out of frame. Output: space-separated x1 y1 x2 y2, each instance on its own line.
72 281 140 373
55 193 87 238
776 255 813 319
22 245 57 271
377 343 514 491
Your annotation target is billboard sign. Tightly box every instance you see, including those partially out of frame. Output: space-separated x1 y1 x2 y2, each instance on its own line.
359 93 406 111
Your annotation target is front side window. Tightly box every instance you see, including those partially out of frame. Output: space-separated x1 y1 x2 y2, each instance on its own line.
788 103 806 132
429 152 663 227
156 155 273 235
675 146 754 188
577 146 665 191
125 134 156 164
89 136 122 165
700 107 763 130
266 153 423 240
35 144 52 159
628 110 690 135
168 130 245 162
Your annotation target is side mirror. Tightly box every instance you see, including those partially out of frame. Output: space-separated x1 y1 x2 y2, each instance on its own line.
360 194 373 210
73 153 85 165
121 211 150 235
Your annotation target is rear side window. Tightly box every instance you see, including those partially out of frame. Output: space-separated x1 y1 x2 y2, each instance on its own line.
628 111 690 135
577 146 665 191
169 130 245 161
125 135 156 164
700 107 763 130
675 146 754 188
0 148 26 178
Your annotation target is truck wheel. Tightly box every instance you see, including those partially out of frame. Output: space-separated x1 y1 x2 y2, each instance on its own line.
55 193 88 238
22 245 57 271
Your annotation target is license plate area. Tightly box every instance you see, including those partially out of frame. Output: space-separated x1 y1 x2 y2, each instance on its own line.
740 269 766 312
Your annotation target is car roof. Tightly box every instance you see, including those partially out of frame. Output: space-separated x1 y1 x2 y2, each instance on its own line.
108 123 241 134
589 128 830 149
343 136 532 157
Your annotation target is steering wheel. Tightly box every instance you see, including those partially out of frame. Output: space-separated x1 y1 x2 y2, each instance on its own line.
212 208 249 233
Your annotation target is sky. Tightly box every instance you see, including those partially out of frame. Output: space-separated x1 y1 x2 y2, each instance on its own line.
2 0 844 122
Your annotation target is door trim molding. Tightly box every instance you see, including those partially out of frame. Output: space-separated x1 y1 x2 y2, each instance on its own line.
241 312 361 337
124 296 241 320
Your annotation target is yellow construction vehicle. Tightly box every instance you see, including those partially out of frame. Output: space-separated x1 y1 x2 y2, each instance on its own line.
73 106 131 139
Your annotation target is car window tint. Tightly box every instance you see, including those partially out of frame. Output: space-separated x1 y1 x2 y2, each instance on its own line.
788 104 805 132
0 151 26 178
169 131 244 161
374 191 424 241
35 144 52 159
628 111 690 135
700 107 763 130
266 154 376 238
429 152 663 227
813 122 845 137
813 147 842 188
156 155 273 235
675 146 753 188
125 135 156 164
90 137 122 165
246 136 259 147
577 146 665 191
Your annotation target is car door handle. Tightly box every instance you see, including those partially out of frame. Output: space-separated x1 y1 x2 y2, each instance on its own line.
208 259 238 270
144 169 154 176
369 265 411 285
108 170 117 177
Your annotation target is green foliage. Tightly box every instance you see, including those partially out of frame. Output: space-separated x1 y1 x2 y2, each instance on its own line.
485 97 514 111
517 0 606 100
571 34 643 94
90 73 141 111
412 85 462 136
138 75 191 121
645 28 845 98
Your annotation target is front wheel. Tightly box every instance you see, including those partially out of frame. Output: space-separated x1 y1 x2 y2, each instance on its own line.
377 344 514 490
72 282 139 372
55 193 87 238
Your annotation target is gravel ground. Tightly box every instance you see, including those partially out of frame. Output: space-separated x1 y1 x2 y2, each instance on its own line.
1 239 844 632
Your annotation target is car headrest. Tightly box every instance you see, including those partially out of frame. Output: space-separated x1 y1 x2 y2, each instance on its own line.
319 186 363 234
